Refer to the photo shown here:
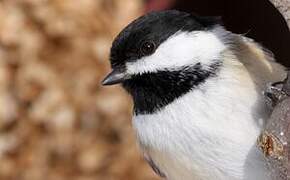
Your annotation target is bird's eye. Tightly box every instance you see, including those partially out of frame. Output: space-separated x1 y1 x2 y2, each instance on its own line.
140 41 156 56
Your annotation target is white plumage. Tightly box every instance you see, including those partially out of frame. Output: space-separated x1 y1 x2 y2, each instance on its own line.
130 26 286 180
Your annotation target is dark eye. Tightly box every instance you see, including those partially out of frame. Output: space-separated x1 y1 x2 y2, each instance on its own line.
140 41 156 55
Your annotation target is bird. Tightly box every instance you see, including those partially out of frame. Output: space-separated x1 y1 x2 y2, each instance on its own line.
102 10 287 180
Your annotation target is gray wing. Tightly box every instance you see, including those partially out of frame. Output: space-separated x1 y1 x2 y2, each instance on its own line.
144 152 166 178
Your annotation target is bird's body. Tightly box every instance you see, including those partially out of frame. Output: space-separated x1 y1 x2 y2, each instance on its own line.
102 10 286 180
133 35 285 180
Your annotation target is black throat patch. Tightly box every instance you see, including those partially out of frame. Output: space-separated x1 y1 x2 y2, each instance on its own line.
122 62 221 115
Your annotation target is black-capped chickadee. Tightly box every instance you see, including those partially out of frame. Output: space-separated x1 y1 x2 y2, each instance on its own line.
102 10 286 180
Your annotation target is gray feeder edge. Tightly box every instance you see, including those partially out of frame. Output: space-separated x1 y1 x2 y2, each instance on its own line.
269 0 290 28
257 2 290 179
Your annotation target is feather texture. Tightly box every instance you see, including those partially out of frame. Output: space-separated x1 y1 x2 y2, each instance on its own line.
132 28 286 180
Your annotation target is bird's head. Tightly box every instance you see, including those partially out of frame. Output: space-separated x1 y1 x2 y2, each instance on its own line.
102 10 231 114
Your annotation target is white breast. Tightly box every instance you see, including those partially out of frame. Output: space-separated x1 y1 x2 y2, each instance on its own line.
132 48 285 180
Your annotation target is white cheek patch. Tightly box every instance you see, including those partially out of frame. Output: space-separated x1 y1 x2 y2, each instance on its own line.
126 30 226 74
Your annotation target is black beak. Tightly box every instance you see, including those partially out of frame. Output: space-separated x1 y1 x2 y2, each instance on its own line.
102 68 130 86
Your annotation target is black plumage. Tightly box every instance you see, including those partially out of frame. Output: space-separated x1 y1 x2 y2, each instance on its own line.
109 10 222 114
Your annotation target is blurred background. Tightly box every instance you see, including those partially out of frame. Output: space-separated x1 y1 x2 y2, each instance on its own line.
0 0 288 180
0 0 156 180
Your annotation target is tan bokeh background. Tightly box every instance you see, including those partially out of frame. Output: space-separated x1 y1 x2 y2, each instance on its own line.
0 0 159 180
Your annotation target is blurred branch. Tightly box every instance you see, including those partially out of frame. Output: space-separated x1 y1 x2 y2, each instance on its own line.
145 0 175 12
